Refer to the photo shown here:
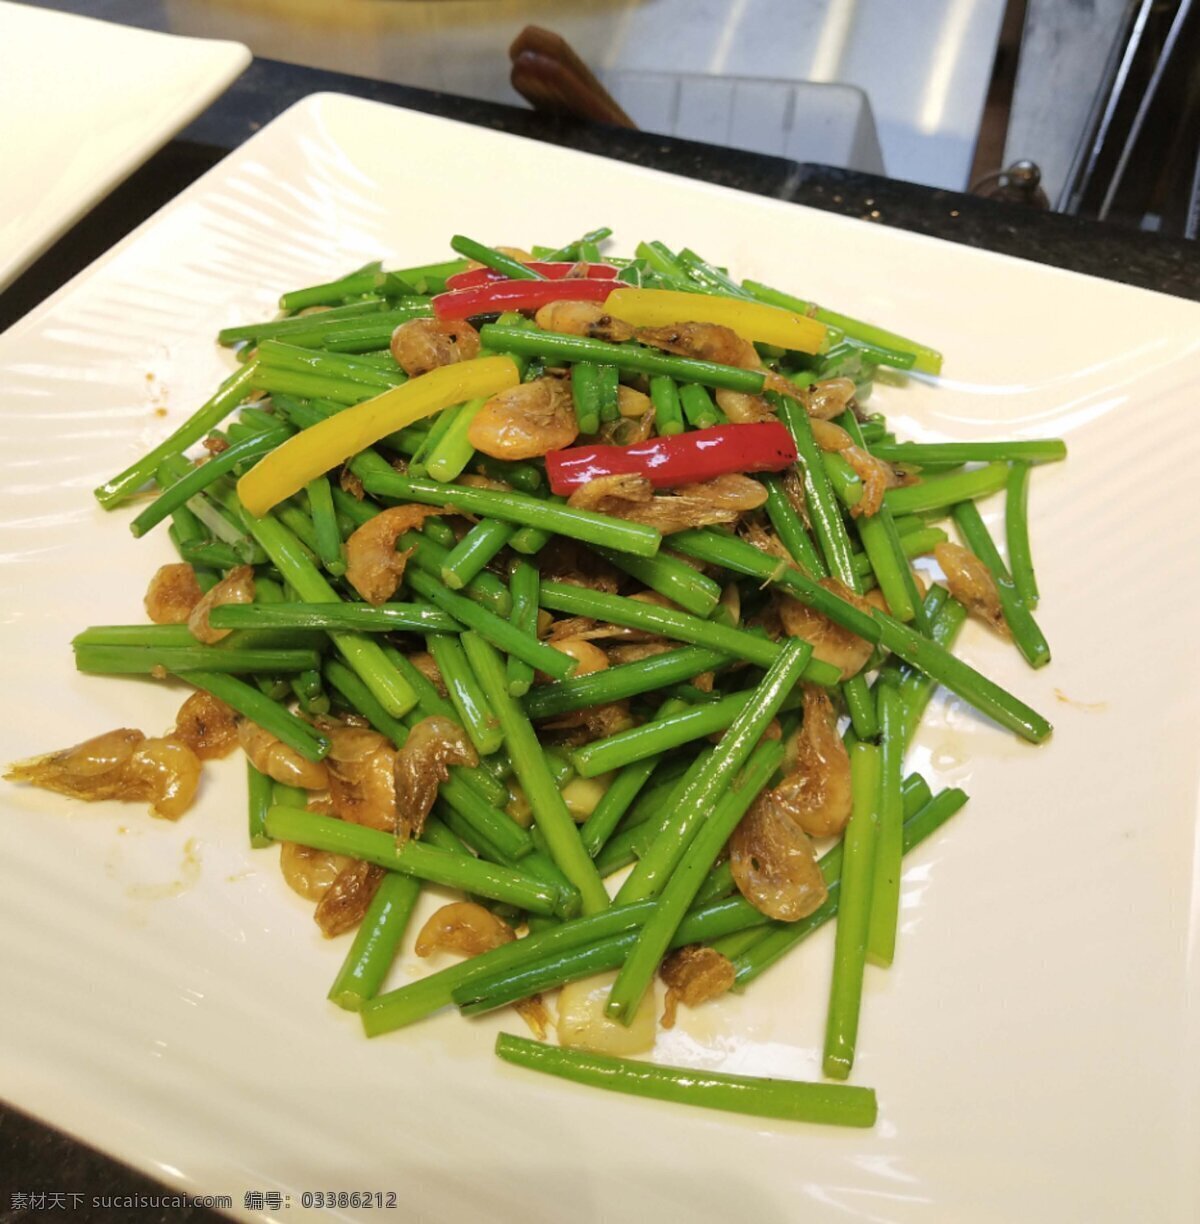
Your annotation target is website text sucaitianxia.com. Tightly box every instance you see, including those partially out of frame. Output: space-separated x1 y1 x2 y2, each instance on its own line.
8 1189 408 1213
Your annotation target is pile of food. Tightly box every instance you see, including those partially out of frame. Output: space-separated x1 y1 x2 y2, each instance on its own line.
7 230 1062 1127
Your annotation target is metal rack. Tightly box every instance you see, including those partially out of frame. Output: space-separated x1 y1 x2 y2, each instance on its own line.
1059 0 1200 236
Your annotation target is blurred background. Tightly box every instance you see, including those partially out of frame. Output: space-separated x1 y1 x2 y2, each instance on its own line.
30 0 1200 236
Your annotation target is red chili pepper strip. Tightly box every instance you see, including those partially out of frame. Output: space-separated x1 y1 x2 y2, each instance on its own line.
434 278 631 322
545 423 798 495
444 262 621 291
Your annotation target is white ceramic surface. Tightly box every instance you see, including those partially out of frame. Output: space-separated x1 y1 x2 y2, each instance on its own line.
0 1 250 288
1 93 1197 1224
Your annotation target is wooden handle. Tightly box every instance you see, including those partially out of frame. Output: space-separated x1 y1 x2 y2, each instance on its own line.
509 26 636 129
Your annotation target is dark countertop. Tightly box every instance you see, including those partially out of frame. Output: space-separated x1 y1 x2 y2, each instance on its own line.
2 50 1198 1224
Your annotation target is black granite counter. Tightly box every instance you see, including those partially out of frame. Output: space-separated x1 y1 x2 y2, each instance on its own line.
1 51 1197 1224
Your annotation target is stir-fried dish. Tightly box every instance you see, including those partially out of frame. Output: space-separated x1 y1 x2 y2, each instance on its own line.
6 230 1065 1127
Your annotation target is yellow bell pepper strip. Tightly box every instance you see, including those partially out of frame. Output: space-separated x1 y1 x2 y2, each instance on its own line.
237 356 520 517
604 287 827 354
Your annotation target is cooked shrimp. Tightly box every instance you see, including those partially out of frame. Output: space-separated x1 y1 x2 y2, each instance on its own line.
606 641 676 664
758 370 798 402
6 728 201 820
635 321 759 369
512 996 553 1041
660 945 736 1029
597 412 655 446
643 473 770 531
596 385 655 445
567 472 766 535
187 564 255 644
321 721 396 832
16 728 143 780
546 615 599 641
547 637 608 676
344 504 443 605
339 467 365 500
777 578 874 679
407 651 447 695
843 445 898 517
457 471 511 491
629 590 682 611
740 520 795 567
144 563 203 625
566 472 646 510
534 300 634 342
413 902 549 1037
770 686 853 838
414 901 516 957
467 376 578 460
541 701 633 742
714 387 776 423
544 613 665 646
389 317 481 377
935 541 1009 636
279 841 348 901
801 376 858 421
810 419 854 452
237 719 329 790
393 716 476 845
116 736 200 820
780 467 811 527
172 691 238 760
729 792 828 920
314 860 385 937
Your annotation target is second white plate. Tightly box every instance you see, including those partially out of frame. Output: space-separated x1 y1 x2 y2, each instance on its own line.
0 1 250 288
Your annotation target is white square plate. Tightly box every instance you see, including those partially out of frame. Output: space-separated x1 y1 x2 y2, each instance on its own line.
1 93 1197 1224
0 1 250 288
